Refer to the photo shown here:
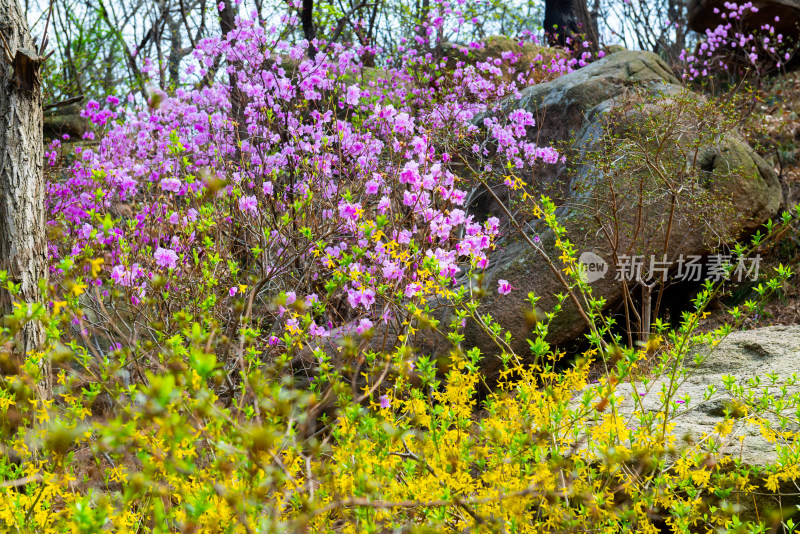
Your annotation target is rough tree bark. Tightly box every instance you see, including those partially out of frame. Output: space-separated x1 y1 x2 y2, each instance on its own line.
218 2 246 149
218 3 255 272
302 0 316 59
543 0 599 51
0 0 47 377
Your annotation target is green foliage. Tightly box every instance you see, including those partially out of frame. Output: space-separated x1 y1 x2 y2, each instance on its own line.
39 1 130 102
1 197 799 533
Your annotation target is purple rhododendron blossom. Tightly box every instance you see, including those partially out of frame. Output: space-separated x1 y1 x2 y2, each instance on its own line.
356 318 373 335
111 264 142 287
404 283 420 298
239 195 258 215
42 4 580 384
160 178 182 193
154 247 179 269
498 279 512 295
347 288 376 310
309 322 329 338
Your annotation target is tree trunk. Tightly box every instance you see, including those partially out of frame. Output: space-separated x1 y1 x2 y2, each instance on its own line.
0 0 47 383
543 0 599 52
218 2 246 150
218 3 253 270
302 0 316 59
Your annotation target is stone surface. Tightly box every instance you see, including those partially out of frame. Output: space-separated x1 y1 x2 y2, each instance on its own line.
439 35 572 84
459 50 783 380
611 326 800 467
44 103 88 139
606 326 800 523
491 49 680 201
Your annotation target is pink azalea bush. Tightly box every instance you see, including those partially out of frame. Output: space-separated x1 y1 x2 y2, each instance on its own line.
680 1 798 83
45 1 567 375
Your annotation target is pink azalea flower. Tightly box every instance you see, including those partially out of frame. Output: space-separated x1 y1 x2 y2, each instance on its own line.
356 318 373 335
239 195 258 215
347 288 376 310
309 322 329 338
365 179 380 195
498 279 513 295
345 85 361 106
404 283 420 298
154 247 179 269
338 201 361 221
80 223 93 239
111 264 141 287
160 178 182 193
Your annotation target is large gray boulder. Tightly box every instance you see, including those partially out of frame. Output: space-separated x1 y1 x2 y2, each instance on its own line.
509 49 680 200
460 50 783 380
439 35 572 85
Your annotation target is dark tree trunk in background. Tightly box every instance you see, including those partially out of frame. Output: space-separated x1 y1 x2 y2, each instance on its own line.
218 3 254 270
0 0 47 384
543 0 599 51
218 0 236 35
302 0 316 59
218 2 246 151
659 0 688 64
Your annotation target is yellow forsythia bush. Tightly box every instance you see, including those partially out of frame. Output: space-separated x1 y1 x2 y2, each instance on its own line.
1 202 798 534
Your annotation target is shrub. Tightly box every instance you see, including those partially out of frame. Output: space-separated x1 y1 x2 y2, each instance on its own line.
679 1 799 88
1 2 799 533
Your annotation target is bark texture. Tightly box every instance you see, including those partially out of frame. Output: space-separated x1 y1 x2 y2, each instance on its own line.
543 0 599 51
0 0 46 358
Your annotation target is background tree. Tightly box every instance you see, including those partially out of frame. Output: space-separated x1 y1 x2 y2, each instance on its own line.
0 0 47 380
29 0 545 103
600 0 690 65
543 0 599 51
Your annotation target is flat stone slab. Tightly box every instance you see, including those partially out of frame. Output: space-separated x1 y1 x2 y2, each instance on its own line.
591 326 800 467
